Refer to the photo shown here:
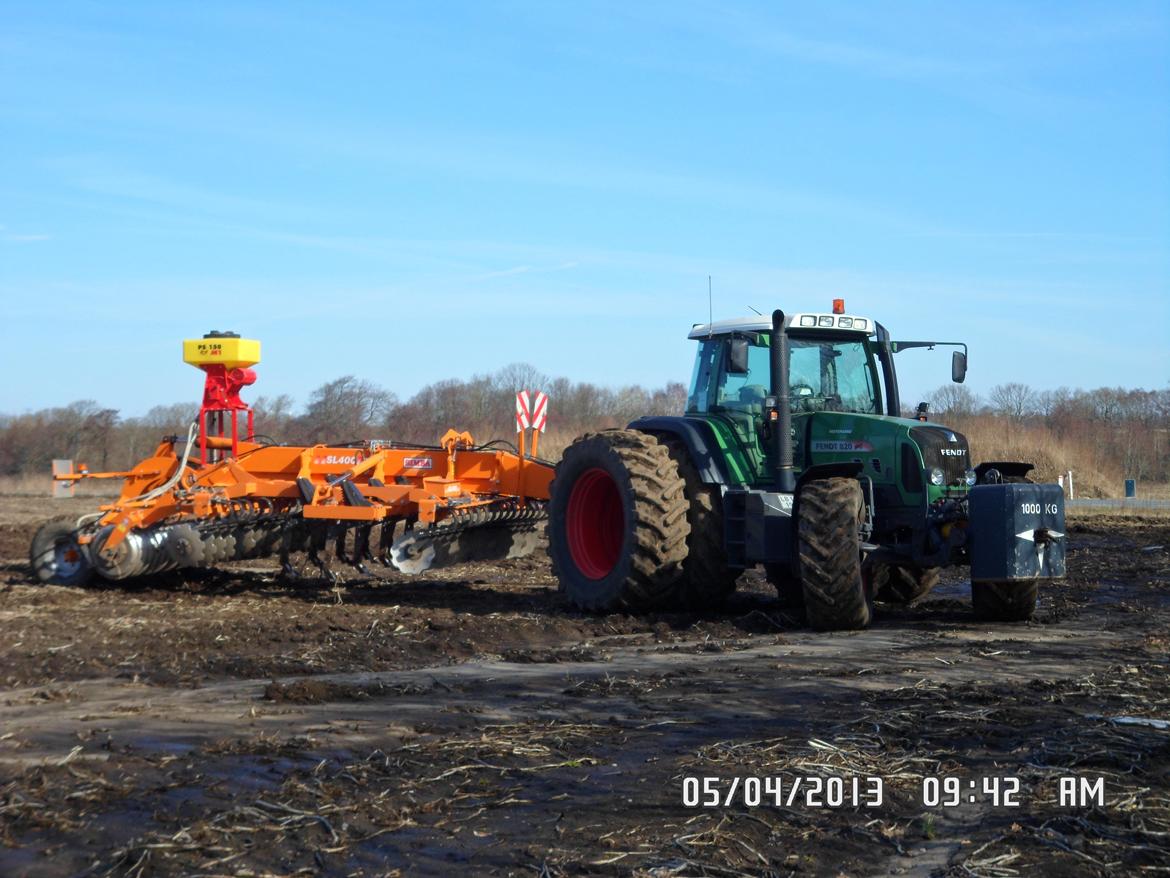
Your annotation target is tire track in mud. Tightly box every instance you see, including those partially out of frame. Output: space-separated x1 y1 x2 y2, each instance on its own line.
0 619 1135 766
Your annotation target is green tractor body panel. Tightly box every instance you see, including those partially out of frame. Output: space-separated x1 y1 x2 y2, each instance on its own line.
641 410 957 502
692 415 757 485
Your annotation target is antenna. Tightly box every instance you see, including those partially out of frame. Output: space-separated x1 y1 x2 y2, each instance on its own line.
747 305 762 315
708 275 713 338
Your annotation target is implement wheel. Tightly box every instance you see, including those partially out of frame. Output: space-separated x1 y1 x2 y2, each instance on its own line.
548 430 690 611
166 523 206 568
797 477 871 630
29 518 92 586
972 581 1038 621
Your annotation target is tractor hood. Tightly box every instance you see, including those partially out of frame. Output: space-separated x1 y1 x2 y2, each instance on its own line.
907 422 971 487
799 411 972 492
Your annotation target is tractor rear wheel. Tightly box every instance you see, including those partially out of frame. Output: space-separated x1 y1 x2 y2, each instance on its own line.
873 565 940 603
972 581 1038 621
548 430 690 611
797 477 871 630
29 518 92 586
657 435 739 608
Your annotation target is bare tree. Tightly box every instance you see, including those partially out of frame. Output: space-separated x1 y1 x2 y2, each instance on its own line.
139 403 198 431
648 381 688 415
494 362 549 394
299 376 397 442
928 384 981 418
988 382 1037 419
252 394 296 439
1035 387 1072 420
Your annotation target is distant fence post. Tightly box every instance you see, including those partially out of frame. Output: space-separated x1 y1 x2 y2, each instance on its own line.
1067 470 1074 500
51 459 75 498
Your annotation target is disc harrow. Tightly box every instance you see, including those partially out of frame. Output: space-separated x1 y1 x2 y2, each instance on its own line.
30 332 554 587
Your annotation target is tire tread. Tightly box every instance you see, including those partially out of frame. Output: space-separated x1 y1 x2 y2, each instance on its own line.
656 435 739 608
972 580 1038 621
548 430 690 611
798 478 871 630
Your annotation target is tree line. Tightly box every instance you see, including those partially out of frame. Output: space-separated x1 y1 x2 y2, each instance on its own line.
925 382 1170 485
0 364 687 476
1 367 1165 490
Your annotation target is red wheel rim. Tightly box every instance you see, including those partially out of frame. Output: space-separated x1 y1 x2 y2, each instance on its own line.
565 467 624 579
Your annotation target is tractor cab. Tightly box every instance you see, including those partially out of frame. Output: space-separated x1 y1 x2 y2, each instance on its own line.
684 305 894 488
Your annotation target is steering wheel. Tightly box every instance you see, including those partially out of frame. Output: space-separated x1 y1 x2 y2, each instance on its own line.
792 383 841 413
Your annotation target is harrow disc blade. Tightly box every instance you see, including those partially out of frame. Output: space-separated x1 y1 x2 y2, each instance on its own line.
389 523 545 575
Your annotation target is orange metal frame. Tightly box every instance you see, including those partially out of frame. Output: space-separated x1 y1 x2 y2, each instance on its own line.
62 429 553 553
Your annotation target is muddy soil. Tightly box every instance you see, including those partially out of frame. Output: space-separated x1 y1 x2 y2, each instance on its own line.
1 496 1167 877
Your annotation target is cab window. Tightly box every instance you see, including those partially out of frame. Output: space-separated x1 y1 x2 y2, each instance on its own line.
788 338 880 414
687 333 881 416
687 334 771 415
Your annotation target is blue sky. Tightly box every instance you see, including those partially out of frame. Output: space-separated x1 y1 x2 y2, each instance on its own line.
2 1 1167 415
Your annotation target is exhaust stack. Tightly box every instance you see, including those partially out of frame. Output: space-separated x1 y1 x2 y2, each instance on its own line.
770 309 796 493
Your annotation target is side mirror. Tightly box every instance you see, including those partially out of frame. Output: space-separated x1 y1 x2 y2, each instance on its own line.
951 350 967 384
727 338 750 375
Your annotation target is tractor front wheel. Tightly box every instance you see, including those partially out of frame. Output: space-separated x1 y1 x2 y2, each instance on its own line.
971 581 1038 621
548 430 690 611
797 477 871 630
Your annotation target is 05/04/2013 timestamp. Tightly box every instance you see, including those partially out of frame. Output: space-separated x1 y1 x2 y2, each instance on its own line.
683 776 886 809
684 775 1107 810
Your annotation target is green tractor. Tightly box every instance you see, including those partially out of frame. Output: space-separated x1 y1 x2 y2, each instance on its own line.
547 304 1066 629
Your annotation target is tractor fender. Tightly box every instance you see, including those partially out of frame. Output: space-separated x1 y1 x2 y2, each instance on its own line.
627 416 731 485
791 462 866 559
795 462 865 490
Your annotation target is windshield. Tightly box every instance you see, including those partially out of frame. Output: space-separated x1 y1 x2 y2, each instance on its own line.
789 337 880 414
687 334 880 416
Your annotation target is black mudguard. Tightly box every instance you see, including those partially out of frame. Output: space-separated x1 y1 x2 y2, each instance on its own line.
975 461 1034 483
628 416 731 484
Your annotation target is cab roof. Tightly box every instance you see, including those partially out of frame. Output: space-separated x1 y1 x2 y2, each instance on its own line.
688 312 875 339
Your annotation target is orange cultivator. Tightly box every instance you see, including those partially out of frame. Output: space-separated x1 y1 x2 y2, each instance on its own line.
30 333 554 586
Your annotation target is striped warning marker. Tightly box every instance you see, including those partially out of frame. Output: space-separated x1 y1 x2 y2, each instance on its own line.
530 391 549 433
515 390 531 431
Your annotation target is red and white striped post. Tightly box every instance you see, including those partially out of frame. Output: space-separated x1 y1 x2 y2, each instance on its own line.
514 390 550 459
515 390 531 461
529 391 548 458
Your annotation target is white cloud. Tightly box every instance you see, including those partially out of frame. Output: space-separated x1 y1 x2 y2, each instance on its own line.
0 227 50 243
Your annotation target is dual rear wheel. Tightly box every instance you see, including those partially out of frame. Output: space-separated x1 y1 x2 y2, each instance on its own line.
548 430 734 612
549 433 876 629
548 431 870 629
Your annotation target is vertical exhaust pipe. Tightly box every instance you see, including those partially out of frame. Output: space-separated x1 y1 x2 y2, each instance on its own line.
770 309 796 493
